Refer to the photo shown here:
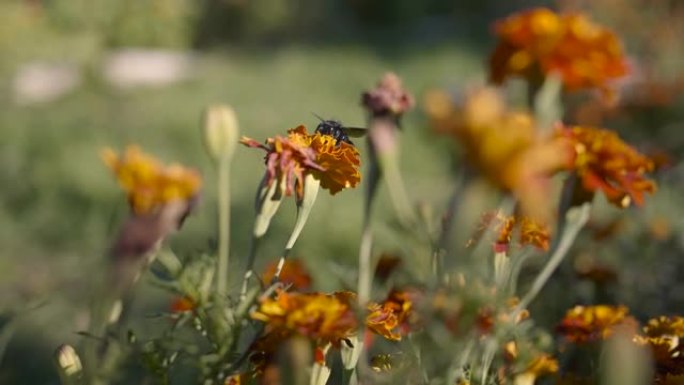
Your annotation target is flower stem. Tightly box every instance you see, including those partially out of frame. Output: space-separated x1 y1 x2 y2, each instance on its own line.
517 202 591 311
217 155 231 296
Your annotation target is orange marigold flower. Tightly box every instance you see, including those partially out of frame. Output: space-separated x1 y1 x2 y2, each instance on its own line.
424 86 572 222
489 7 628 93
169 296 196 313
557 125 656 208
101 145 202 215
470 211 550 252
366 289 415 341
514 354 559 385
557 305 636 343
261 258 312 291
644 316 684 338
251 290 357 346
241 125 361 199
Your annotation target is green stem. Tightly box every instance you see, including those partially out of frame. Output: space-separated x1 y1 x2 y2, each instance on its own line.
217 155 231 296
517 203 591 311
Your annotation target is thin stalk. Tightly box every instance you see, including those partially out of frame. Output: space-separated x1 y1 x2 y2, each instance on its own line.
217 155 231 296
516 202 591 311
239 235 259 302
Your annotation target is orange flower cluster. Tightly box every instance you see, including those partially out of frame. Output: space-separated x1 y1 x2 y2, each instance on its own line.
557 305 636 343
471 211 551 252
261 259 312 291
635 316 684 378
557 125 656 208
241 125 361 199
101 145 202 215
169 296 196 313
424 87 572 222
366 289 415 341
489 7 628 92
251 290 357 347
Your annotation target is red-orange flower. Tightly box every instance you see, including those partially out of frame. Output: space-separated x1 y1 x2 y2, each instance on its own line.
635 316 684 378
251 290 357 347
366 289 415 341
470 211 551 252
261 259 312 291
557 305 636 343
169 296 196 313
101 145 202 215
424 86 572 222
241 126 361 199
557 125 656 207
489 7 628 93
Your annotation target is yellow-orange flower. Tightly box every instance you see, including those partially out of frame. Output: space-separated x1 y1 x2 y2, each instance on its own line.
424 87 572 222
169 296 196 313
261 259 312 291
489 7 628 93
241 126 360 199
557 125 656 208
101 145 202 215
470 211 551 252
251 290 357 346
557 305 636 343
366 289 415 341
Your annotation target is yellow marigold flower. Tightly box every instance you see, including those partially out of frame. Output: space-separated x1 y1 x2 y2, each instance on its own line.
101 145 202 215
644 316 684 338
424 86 572 222
261 258 312 291
470 211 550 252
557 125 656 208
366 289 415 341
241 125 361 199
251 290 357 347
557 304 637 343
514 354 559 385
489 7 628 93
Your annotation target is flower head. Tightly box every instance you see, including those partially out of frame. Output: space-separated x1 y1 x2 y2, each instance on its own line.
425 86 572 222
470 211 551 252
169 296 196 313
557 125 656 207
251 290 357 347
557 305 636 343
241 126 360 199
101 145 202 215
489 7 628 93
366 289 415 341
261 258 312 291
361 72 415 117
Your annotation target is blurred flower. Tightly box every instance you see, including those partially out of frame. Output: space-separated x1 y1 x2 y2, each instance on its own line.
169 296 196 313
261 258 312 291
241 125 360 199
251 290 357 347
513 354 559 385
477 297 529 335
489 7 628 93
634 316 684 378
470 211 551 252
574 254 618 285
557 305 636 343
101 145 202 215
374 253 403 281
366 289 415 341
361 72 415 118
425 86 572 222
556 125 656 208
644 316 684 338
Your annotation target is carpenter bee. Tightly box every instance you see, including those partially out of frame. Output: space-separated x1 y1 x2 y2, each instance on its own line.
313 115 367 146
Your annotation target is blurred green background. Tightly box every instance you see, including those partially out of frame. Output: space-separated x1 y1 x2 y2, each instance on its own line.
1 0 683 383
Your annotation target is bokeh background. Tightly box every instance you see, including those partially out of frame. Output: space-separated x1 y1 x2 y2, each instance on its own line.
1 0 684 383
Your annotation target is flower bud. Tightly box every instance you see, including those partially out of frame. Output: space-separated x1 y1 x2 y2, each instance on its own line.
54 344 83 384
202 105 239 162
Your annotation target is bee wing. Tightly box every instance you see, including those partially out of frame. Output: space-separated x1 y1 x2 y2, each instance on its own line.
343 127 368 138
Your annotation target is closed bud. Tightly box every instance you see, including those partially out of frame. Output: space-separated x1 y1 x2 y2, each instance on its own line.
202 105 239 162
54 344 83 383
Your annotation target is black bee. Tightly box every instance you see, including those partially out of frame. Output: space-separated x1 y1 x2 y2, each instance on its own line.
313 115 367 146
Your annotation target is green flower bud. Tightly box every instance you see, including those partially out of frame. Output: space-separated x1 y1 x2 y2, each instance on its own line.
202 105 239 162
